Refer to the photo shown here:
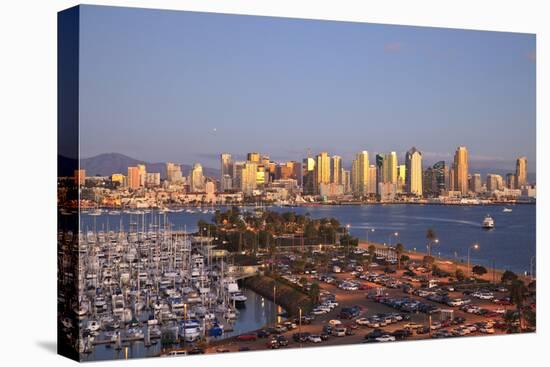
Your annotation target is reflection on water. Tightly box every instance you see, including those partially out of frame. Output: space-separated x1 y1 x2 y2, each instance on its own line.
82 288 280 361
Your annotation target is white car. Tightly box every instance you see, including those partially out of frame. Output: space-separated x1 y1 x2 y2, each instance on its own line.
329 319 342 327
355 318 370 326
312 308 327 315
333 327 346 337
375 335 396 342
308 334 322 343
478 293 494 300
479 327 495 334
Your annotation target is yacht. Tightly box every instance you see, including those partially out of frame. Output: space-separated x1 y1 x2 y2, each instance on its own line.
503 208 513 213
482 215 495 229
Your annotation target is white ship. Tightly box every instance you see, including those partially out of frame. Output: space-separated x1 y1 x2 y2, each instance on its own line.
482 215 495 229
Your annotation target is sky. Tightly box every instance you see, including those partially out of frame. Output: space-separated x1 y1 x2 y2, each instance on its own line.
79 5 536 172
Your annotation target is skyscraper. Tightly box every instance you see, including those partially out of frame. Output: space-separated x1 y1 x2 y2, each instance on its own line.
405 147 423 196
247 152 261 163
397 164 406 193
368 165 377 194
453 146 469 195
302 157 316 195
137 164 147 187
516 156 527 188
433 161 449 194
190 163 205 192
506 173 517 189
331 155 342 185
352 151 369 196
74 169 86 186
220 153 233 191
241 162 258 195
383 152 398 184
127 166 140 190
315 152 331 191
487 173 504 192
166 162 183 183
470 173 482 193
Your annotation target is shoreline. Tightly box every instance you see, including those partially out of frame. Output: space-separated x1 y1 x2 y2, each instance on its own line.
358 240 531 283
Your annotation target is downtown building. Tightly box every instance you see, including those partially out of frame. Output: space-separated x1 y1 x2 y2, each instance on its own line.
405 147 423 196
453 146 469 195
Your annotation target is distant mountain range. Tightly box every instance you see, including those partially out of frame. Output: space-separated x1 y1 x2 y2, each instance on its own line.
79 153 220 179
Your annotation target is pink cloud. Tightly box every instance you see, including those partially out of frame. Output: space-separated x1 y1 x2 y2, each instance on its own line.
384 42 402 53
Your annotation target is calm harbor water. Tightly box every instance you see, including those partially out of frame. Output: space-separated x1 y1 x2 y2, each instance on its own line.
80 204 536 275
81 288 280 361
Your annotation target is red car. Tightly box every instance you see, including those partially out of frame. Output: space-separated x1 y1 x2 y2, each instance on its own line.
236 334 258 342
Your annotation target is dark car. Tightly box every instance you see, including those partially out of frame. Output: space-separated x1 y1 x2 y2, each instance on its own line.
257 330 270 338
416 326 430 334
392 329 412 340
293 332 311 342
320 332 330 341
277 335 289 347
187 347 205 355
365 328 385 340
323 325 333 334
238 347 251 352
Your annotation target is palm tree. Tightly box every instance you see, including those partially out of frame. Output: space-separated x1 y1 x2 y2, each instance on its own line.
309 282 320 305
426 229 436 256
395 243 404 270
509 279 528 331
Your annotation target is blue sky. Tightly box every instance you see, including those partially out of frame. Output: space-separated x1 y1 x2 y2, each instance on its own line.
79 5 536 172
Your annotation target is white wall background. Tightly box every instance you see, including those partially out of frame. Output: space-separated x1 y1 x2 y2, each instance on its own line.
0 1 546 366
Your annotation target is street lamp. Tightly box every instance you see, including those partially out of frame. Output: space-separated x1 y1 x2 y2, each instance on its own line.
467 243 480 277
366 228 375 244
388 232 399 247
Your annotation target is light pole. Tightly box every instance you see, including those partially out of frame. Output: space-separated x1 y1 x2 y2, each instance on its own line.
388 232 398 247
366 228 375 244
467 243 479 277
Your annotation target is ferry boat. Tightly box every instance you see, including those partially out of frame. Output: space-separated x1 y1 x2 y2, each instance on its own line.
482 215 495 229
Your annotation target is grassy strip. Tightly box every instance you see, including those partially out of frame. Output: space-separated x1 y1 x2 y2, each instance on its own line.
244 275 313 317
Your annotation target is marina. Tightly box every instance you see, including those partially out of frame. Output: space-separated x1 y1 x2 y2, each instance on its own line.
58 215 281 361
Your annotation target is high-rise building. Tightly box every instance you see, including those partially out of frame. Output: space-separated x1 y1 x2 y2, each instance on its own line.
166 162 183 183
74 169 86 186
302 157 316 195
190 163 205 192
487 173 504 192
453 146 469 195
368 165 377 194
315 152 331 191
145 172 161 187
433 161 449 194
470 173 482 193
422 168 437 197
516 156 527 188
220 153 233 191
506 173 517 190
331 156 342 185
241 162 258 195
247 152 261 163
449 164 455 192
405 147 422 196
375 154 384 195
352 151 369 196
342 169 351 194
137 164 147 187
383 152 398 184
127 166 140 190
233 162 245 190
397 164 406 193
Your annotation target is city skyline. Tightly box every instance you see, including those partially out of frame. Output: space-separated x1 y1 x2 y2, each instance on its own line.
79 6 535 170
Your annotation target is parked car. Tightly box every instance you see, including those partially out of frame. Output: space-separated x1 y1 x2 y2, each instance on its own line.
236 333 257 342
375 334 396 342
308 334 323 343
